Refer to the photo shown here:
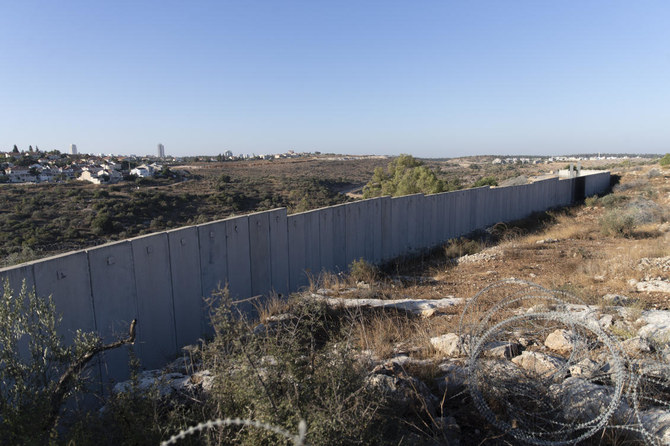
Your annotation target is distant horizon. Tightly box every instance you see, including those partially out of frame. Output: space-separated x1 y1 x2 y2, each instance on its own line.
3 145 662 160
2 2 669 158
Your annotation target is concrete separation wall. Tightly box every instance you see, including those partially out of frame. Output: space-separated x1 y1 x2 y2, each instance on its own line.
0 172 610 386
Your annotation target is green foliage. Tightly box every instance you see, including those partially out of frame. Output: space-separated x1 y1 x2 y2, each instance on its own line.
659 153 670 167
598 193 629 208
362 154 445 198
91 212 114 235
473 176 498 187
288 177 348 212
348 258 379 283
599 210 636 237
584 195 599 207
202 291 394 445
0 279 99 444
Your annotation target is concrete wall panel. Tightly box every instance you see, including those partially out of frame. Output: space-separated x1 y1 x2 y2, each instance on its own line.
268 208 289 297
288 213 307 291
369 198 384 263
331 204 348 271
391 196 408 257
225 216 252 312
87 241 137 385
198 220 229 301
423 195 435 248
167 226 203 349
345 201 365 263
361 200 375 261
318 207 335 273
473 187 489 229
249 211 272 299
405 194 420 252
304 210 321 277
131 233 177 369
33 251 95 344
435 192 448 243
379 197 392 262
457 189 473 237
442 191 457 241
519 184 531 219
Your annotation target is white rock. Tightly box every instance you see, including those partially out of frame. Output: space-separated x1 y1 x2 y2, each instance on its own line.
311 294 464 316
599 314 614 328
637 310 670 342
568 358 601 379
637 280 670 293
431 333 464 357
512 351 567 377
545 329 577 354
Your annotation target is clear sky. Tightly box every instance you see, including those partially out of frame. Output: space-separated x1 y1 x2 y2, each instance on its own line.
1 1 669 158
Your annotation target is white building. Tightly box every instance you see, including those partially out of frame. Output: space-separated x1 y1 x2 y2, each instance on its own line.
70 144 77 155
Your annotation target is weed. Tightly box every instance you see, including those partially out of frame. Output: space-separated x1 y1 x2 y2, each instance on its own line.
443 237 484 259
349 258 380 283
600 210 636 237
584 195 598 207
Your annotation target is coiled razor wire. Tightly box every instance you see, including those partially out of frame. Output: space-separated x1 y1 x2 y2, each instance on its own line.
160 418 308 446
460 279 669 445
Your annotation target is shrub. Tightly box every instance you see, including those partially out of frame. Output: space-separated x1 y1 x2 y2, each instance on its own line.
647 168 661 178
91 212 114 235
0 280 100 444
348 258 379 283
362 154 445 198
600 211 636 237
659 153 670 167
473 176 498 187
584 195 598 207
200 289 394 445
598 194 628 208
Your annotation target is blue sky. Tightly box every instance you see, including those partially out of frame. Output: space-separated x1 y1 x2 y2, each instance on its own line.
1 1 669 157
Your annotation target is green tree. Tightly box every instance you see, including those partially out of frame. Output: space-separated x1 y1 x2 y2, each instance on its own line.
473 176 498 187
12 145 19 153
659 153 670 167
362 154 445 198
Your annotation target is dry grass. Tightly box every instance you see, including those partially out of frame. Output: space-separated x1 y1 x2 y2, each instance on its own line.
348 309 432 359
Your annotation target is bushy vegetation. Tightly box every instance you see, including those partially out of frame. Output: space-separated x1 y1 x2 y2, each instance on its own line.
0 280 100 444
599 210 636 237
0 172 352 266
472 176 498 187
348 258 380 283
1 284 415 445
659 153 670 167
443 237 485 259
362 154 445 198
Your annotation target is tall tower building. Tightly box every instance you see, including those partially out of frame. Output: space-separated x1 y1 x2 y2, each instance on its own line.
70 144 77 155
157 143 165 158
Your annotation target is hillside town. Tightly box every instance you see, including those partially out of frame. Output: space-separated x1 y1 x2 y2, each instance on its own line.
0 145 311 185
